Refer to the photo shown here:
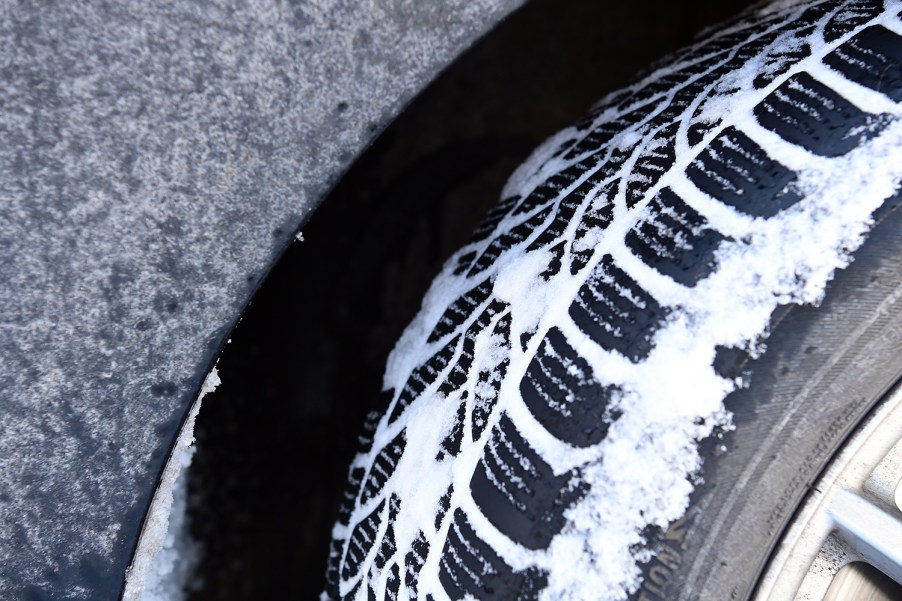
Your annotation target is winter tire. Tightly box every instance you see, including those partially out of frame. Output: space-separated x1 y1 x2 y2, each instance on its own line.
326 1 902 599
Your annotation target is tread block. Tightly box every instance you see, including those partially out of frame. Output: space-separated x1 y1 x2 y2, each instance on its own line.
338 466 366 526
514 156 596 216
438 508 549 600
753 40 812 89
520 328 536 352
453 251 478 276
754 71 888 156
436 400 466 461
825 25 902 102
696 24 774 59
569 182 616 275
359 431 406 504
626 123 678 208
564 102 656 160
617 72 701 116
570 255 669 363
438 299 509 397
326 538 343 599
824 0 885 43
642 12 797 94
797 0 842 28
626 188 727 286
613 14 803 123
712 345 752 380
373 494 401 570
520 327 622 446
471 313 511 441
596 144 638 182
470 414 589 549
467 207 553 277
477 298 510 331
657 28 783 125
439 338 475 397
342 499 385 581
385 562 401 601
469 195 520 245
618 34 768 114
737 24 802 64
434 484 454 532
357 392 391 456
428 280 493 343
687 118 719 147
342 581 362 601
571 101 610 132
538 240 566 280
686 126 803 217
527 186 587 251
389 336 460 423
404 531 430 594
653 78 710 124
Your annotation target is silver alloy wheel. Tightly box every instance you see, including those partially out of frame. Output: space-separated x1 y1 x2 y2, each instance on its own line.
755 379 902 600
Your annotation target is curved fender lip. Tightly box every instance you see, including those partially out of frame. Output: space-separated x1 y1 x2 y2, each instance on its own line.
0 0 522 598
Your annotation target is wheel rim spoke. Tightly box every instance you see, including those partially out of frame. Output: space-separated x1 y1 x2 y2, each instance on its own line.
755 383 902 601
829 489 902 585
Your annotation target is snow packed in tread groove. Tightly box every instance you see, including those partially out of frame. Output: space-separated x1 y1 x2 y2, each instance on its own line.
326 2 902 600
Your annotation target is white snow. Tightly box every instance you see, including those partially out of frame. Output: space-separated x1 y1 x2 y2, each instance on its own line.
122 367 220 601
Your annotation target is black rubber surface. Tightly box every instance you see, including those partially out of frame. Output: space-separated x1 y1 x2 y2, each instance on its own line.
625 188 728 287
754 71 889 156
686 127 803 218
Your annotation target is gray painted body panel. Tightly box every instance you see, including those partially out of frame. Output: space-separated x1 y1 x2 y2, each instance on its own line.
0 0 521 597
